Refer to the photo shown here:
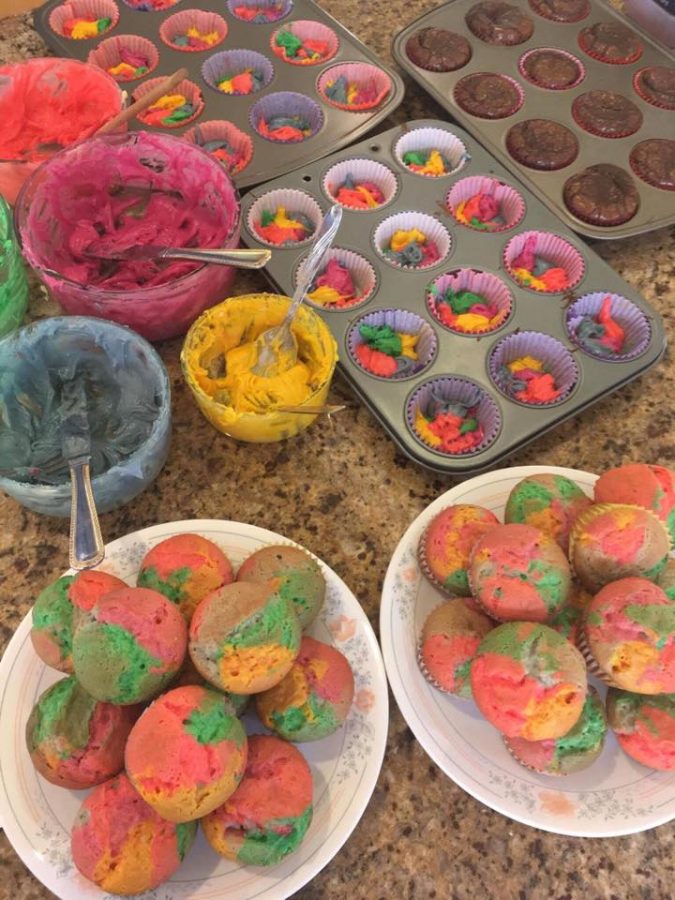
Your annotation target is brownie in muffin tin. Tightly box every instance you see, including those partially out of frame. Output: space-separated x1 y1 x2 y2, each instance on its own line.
466 1 535 46
454 73 523 119
563 164 640 226
572 90 643 139
506 119 579 171
528 0 589 22
520 49 584 89
405 27 472 73
630 140 675 191
578 21 642 64
634 66 675 111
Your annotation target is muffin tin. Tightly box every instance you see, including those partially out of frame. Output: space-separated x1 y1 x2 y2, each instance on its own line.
34 0 404 188
240 120 666 474
392 0 675 239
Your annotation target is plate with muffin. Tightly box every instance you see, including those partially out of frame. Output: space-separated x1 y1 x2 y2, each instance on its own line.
381 464 675 836
0 520 388 898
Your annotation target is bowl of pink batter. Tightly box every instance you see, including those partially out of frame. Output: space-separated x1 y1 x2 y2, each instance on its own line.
15 131 241 342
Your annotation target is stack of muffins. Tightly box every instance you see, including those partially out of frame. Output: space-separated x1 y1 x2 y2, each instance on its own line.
27 534 355 894
417 463 675 776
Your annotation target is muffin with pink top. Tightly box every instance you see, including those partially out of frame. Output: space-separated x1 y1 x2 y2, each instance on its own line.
504 472 592 554
419 504 499 596
594 463 675 545
418 599 494 697
469 524 571 622
607 688 675 770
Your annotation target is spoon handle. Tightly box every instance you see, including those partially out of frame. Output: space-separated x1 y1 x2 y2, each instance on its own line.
159 247 271 268
68 459 105 570
283 204 343 328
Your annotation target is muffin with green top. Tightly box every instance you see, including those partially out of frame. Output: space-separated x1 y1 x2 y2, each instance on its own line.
504 472 591 554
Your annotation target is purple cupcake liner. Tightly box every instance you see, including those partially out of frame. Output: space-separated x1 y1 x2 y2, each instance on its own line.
566 292 651 362
202 49 274 95
250 91 323 143
87 34 159 81
373 211 452 271
227 0 292 23
503 231 586 293
488 331 579 407
347 308 438 381
159 10 227 51
427 269 513 336
296 247 377 312
446 175 525 232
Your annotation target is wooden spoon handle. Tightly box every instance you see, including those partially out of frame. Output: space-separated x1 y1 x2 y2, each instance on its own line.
96 68 190 136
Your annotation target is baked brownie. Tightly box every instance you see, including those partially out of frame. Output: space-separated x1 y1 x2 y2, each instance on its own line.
630 139 675 191
405 27 472 72
506 119 578 170
572 90 643 138
528 0 589 22
634 66 675 110
466 1 535 46
578 21 642 64
563 164 639 226
520 49 584 89
454 73 523 118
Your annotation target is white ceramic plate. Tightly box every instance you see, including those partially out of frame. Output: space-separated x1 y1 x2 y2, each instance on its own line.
0 520 388 899
380 466 675 838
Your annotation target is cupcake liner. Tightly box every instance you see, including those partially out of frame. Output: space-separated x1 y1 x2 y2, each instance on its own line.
87 35 159 81
317 62 392 112
578 30 643 65
518 48 586 90
322 158 398 212
416 641 463 695
347 308 437 381
250 91 324 143
202 49 274 96
227 0 292 24
503 735 568 776
503 231 585 293
418 528 450 596
296 247 377 311
49 0 119 38
488 331 579 407
247 188 322 248
394 127 469 178
133 77 204 128
577 624 617 686
271 20 339 66
453 73 524 119
373 211 451 271
183 120 254 175
159 10 228 52
528 0 590 23
571 93 642 139
427 269 513 336
122 0 180 10
566 292 651 362
406 377 502 457
630 140 675 192
633 67 675 111
446 176 525 233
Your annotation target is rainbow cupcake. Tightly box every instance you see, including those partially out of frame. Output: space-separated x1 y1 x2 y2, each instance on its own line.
419 503 499 596
607 689 675 770
418 599 494 697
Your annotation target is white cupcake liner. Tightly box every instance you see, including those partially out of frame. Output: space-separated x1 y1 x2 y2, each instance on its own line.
446 175 526 232
427 269 513 335
49 0 119 37
488 331 579 406
250 91 323 143
518 47 586 90
322 158 398 212
227 0 292 24
87 34 158 81
503 231 586 293
247 188 321 248
202 49 274 95
183 119 254 175
133 77 204 128
159 10 228 52
296 247 377 311
406 377 502 457
373 211 451 271
317 62 392 111
394 127 469 178
566 292 651 362
271 19 339 66
347 308 438 381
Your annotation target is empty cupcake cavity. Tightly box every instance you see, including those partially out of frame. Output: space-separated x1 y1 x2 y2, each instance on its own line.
489 331 578 406
228 0 292 24
159 10 227 51
247 189 321 247
250 92 323 143
183 120 253 175
317 63 392 111
271 20 339 66
49 0 119 39
566 292 651 362
446 176 525 232
394 127 469 178
133 77 204 128
202 50 274 96
347 308 437 380
88 35 159 81
503 231 585 293
374 212 451 271
518 48 585 90
427 269 513 335
322 159 398 211
296 248 377 311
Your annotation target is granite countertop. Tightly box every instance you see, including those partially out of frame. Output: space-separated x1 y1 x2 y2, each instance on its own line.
1 2 674 897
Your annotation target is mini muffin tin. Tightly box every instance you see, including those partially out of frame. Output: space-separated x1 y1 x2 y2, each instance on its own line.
240 120 666 474
392 0 675 239
34 0 404 188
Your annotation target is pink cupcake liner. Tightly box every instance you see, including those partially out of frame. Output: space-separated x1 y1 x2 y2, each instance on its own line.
571 92 643 139
394 127 469 179
49 0 119 38
528 0 590 23
322 158 399 212
159 10 228 52
406 376 502 457
122 0 180 10
250 91 324 143
488 331 579 407
453 73 524 119
246 188 322 248
202 49 274 96
296 247 377 312
446 176 525 233
566 292 651 362
503 231 585 293
87 35 159 81
133 77 204 128
632 67 675 111
183 120 253 175
427 269 513 336
373 211 452 272
347 308 438 381
227 0 293 24
271 20 339 66
317 62 392 112
518 48 586 90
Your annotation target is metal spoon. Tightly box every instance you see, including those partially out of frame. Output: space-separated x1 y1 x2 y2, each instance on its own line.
84 246 271 269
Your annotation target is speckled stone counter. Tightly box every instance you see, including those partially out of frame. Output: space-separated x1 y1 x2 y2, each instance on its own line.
1 2 674 897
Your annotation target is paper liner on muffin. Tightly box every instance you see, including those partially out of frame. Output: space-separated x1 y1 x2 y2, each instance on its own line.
488 331 578 407
578 28 643 65
317 62 392 112
133 77 204 128
417 524 473 598
633 67 675 111
373 211 451 272
49 0 119 38
346 308 437 381
502 735 567 775
250 91 324 143
202 49 274 96
518 47 586 90
571 92 643 139
416 640 471 697
630 140 675 192
296 247 377 311
406 376 502 457
427 269 513 336
159 10 228 52
271 19 339 66
122 0 180 9
247 188 321 248
566 292 651 362
321 158 398 212
393 127 469 179
183 120 253 175
577 622 619 687
446 176 525 233
453 73 525 119
87 35 158 81
503 231 585 293
528 0 590 23
227 0 292 23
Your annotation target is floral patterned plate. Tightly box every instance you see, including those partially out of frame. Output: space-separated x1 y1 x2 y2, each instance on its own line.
380 466 675 837
0 519 388 899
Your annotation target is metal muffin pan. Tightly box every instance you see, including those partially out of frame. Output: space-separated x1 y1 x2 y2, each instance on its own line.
392 0 675 239
240 120 666 475
34 0 404 188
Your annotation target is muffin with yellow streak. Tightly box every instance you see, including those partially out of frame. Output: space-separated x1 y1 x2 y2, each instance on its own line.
189 581 301 693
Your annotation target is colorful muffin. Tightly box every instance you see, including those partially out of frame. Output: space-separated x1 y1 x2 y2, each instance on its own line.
137 533 235 622
419 504 499 596
73 587 187 705
256 635 354 741
658 557 675 602
469 524 571 622
125 685 248 822
171 655 251 715
26 676 138 789
629 139 675 192
466 1 534 45
504 473 592 554
71 773 197 895
189 581 301 693
506 119 578 171
504 687 606 775
606 688 675 770
202 734 313 866
418 599 494 697
405 27 472 72
549 602 583 646
569 504 670 593
594 463 675 545
563 164 640 227
470 622 587 740
69 570 128 613
581 577 675 693
578 21 642 64
236 544 325 628
454 73 523 119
